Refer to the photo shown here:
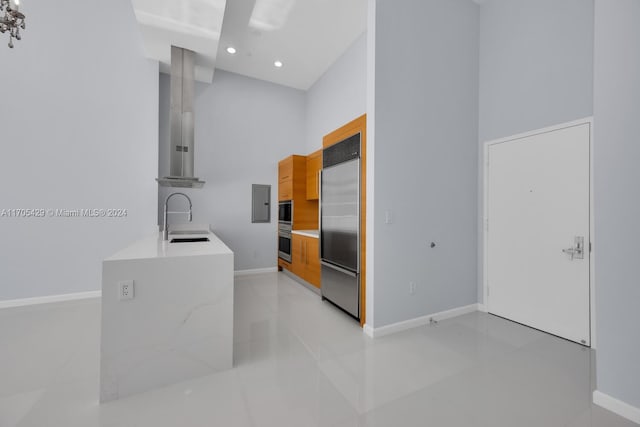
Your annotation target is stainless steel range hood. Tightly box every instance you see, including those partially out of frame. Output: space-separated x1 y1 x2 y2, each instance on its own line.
157 46 205 189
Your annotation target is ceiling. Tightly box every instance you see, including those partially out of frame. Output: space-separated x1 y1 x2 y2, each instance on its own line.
132 0 227 82
132 0 368 90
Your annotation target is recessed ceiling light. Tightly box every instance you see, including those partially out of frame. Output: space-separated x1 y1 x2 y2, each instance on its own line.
274 60 283 68
226 47 237 54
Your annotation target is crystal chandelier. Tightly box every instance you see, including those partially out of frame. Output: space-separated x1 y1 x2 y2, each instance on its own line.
0 0 26 48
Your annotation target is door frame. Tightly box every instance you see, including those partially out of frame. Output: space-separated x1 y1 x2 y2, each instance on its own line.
482 117 596 348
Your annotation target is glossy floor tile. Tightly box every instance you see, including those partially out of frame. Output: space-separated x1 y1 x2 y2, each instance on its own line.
0 272 636 427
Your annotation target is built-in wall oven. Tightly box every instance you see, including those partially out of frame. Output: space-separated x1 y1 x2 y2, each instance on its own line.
278 200 293 262
278 224 292 262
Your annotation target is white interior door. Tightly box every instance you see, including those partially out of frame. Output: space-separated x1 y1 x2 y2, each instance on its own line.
486 123 591 345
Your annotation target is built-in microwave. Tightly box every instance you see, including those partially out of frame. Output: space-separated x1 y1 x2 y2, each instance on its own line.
278 200 292 224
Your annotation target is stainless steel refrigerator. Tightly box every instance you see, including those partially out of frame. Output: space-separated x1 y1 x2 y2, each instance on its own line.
320 133 361 319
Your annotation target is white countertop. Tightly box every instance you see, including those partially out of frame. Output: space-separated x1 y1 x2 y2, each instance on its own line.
292 229 319 238
101 224 234 402
105 230 232 261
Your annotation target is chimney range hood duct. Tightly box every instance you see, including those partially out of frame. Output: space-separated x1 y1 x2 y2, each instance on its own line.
157 46 205 189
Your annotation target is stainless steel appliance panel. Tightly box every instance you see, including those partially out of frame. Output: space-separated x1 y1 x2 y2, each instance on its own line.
320 158 359 272
321 262 359 318
170 46 195 178
278 224 292 262
157 46 204 188
323 133 360 168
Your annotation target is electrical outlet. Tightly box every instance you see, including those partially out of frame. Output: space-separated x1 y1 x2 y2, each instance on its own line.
409 282 416 295
118 280 134 301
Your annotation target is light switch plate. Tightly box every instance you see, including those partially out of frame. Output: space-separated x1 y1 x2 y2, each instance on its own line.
385 210 393 224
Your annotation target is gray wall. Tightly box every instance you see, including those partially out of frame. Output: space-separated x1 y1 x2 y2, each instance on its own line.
158 71 306 271
372 0 479 327
306 33 367 153
0 0 159 300
478 0 595 143
477 0 595 302
593 0 640 409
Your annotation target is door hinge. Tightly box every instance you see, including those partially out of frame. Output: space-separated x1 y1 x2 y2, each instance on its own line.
589 242 592 253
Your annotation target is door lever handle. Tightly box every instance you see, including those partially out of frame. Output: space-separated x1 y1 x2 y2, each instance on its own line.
562 236 584 260
562 247 578 260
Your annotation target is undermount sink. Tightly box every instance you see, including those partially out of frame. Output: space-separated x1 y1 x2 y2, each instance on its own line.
169 230 210 235
169 237 210 243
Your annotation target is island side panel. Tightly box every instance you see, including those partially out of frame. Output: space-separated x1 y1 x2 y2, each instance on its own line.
100 253 233 402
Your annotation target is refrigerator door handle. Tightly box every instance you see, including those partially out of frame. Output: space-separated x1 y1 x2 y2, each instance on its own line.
321 260 357 278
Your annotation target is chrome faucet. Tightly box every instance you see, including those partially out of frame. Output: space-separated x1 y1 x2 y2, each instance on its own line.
163 192 193 241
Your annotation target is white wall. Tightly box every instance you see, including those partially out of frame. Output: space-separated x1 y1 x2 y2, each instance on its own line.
371 0 479 327
0 0 159 301
158 71 306 271
593 0 640 411
305 33 367 153
477 0 595 302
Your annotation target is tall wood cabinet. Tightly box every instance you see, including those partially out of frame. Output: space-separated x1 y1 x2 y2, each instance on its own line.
278 153 321 286
306 149 322 200
277 155 295 201
278 155 318 230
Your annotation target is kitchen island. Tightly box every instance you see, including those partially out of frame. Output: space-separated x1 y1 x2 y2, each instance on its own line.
100 229 233 402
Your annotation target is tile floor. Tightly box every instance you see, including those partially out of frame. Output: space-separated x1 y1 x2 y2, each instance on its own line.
0 272 636 427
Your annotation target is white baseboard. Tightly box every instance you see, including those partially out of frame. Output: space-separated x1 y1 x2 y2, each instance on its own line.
0 291 102 309
234 267 278 277
363 324 375 338
477 303 488 313
362 303 479 338
593 390 640 424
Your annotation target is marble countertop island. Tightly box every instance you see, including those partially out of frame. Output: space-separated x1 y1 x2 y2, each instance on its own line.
105 230 232 261
100 228 234 402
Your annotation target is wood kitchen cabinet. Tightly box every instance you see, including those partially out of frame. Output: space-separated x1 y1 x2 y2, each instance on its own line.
278 179 292 201
278 258 291 272
278 157 295 200
291 234 305 278
277 155 318 229
278 155 304 202
277 154 319 274
303 236 320 287
306 149 322 200
278 158 293 182
291 233 320 288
